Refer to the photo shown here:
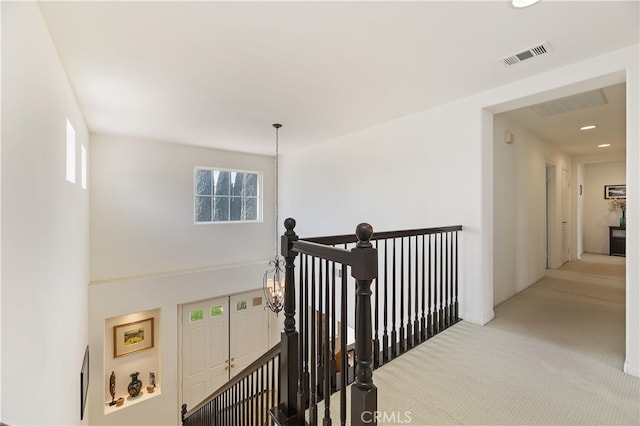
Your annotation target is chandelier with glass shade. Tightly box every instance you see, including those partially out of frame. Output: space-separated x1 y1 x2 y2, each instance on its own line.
263 123 285 314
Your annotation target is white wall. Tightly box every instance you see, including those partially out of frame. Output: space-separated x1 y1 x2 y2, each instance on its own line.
1 3 90 425
571 150 625 259
282 44 640 377
89 268 278 426
90 134 276 281
625 49 640 377
493 115 572 305
89 134 279 425
281 97 491 326
582 161 626 254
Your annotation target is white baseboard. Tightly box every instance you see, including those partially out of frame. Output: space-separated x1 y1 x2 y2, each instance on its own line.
623 361 640 378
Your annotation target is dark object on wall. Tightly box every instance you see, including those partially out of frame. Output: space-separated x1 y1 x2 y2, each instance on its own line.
108 371 116 406
128 372 142 397
604 184 626 199
80 346 90 419
610 226 626 257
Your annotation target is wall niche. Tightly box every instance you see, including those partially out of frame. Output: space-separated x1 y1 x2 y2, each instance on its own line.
104 308 161 414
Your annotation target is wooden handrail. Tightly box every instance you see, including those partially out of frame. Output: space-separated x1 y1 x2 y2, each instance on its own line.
303 225 463 245
291 240 352 265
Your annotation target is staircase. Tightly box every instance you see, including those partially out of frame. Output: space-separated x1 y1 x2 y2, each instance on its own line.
182 218 463 425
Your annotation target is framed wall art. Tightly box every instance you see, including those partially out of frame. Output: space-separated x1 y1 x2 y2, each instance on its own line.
604 184 626 199
113 318 154 358
80 345 89 420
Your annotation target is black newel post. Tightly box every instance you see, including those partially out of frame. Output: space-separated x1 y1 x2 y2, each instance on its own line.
351 223 378 425
270 217 301 425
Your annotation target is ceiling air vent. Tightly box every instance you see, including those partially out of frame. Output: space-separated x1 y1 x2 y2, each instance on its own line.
530 89 608 117
501 41 553 66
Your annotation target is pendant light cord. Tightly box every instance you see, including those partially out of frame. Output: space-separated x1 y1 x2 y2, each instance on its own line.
273 124 282 257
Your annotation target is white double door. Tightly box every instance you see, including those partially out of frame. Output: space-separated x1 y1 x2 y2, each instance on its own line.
181 289 271 410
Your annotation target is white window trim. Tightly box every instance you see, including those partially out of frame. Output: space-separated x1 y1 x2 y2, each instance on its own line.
193 166 263 224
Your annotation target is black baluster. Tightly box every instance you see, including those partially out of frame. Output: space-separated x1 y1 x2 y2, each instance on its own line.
454 230 460 322
323 260 332 426
331 261 337 391
382 239 389 363
414 235 420 344
420 235 426 342
299 255 309 412
400 237 405 353
318 259 324 398
391 238 397 358
373 239 380 368
406 236 413 349
444 232 449 329
310 257 317 425
340 265 348 426
428 234 433 338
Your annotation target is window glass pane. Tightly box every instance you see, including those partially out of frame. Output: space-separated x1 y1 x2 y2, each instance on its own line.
215 171 231 195
213 196 229 221
195 196 212 222
210 306 223 317
230 196 242 221
232 172 245 196
195 169 212 195
235 300 247 311
190 309 204 323
245 173 258 197
244 198 257 221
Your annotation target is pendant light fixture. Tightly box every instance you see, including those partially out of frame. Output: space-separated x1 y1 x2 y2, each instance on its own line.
263 123 285 314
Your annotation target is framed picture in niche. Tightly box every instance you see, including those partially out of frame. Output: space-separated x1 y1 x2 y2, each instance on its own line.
114 318 154 358
604 184 626 199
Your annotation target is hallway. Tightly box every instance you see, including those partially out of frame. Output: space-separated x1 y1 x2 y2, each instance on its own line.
558 253 625 279
331 255 638 425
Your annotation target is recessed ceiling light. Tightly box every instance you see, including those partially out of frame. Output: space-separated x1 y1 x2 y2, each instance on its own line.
512 0 541 8
597 144 611 148
580 125 597 130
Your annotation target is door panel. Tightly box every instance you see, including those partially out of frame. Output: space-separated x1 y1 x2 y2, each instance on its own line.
562 168 571 263
182 297 229 410
181 290 270 408
230 290 270 376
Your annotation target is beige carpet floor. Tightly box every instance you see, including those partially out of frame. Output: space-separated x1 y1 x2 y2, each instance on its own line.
559 253 625 278
321 257 638 425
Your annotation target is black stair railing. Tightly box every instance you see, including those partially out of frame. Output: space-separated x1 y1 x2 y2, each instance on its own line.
182 219 462 426
181 342 281 426
271 218 378 426
304 225 462 369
